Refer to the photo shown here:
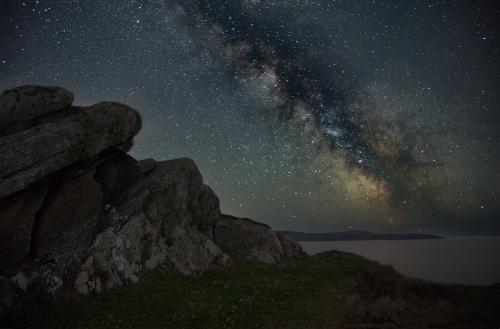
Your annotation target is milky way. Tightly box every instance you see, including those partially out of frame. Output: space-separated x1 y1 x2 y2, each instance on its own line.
1 0 499 234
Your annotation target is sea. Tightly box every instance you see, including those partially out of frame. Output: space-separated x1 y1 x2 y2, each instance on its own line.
299 236 500 286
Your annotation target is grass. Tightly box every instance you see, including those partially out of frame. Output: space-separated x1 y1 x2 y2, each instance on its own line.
7 250 500 329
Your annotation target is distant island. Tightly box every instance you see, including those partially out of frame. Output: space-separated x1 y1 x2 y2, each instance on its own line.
278 230 444 241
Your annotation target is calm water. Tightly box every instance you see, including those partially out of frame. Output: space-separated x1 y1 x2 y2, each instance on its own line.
299 237 500 286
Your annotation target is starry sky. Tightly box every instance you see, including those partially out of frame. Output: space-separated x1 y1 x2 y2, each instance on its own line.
1 0 499 235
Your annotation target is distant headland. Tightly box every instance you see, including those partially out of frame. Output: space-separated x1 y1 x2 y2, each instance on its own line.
278 230 444 241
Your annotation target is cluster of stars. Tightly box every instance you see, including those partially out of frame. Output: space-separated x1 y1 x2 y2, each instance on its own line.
0 0 498 234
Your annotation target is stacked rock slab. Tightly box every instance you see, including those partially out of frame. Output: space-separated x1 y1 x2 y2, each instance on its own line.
0 86 304 317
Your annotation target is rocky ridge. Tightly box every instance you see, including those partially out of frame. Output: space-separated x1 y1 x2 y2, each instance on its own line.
0 85 304 317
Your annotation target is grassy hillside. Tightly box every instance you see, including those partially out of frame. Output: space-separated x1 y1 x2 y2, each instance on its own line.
8 251 500 329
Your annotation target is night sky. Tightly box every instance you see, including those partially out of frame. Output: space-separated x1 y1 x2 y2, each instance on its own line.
1 0 499 235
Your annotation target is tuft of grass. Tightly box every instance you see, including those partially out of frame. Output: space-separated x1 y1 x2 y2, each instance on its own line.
6 251 500 329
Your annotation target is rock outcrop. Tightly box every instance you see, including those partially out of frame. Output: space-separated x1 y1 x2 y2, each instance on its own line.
0 85 74 137
0 101 141 199
215 215 290 264
0 85 304 317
